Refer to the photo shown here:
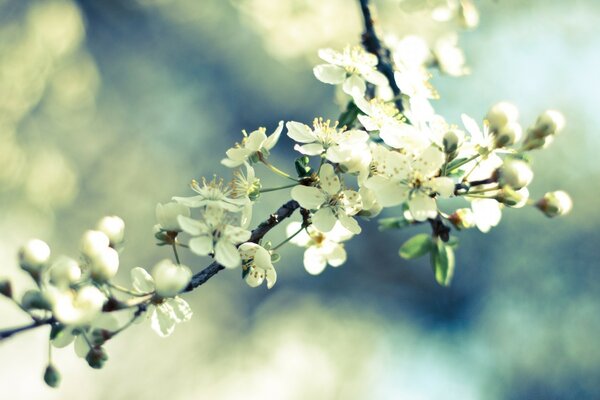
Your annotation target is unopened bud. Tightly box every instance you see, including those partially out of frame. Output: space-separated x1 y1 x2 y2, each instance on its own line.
536 191 572 218
96 216 125 246
81 230 109 259
85 346 109 369
443 129 463 154
495 121 522 147
534 110 565 137
90 247 119 281
486 102 519 132
151 259 191 297
19 239 51 273
49 257 81 288
497 187 529 208
44 364 61 388
498 159 533 190
156 202 190 232
448 208 476 230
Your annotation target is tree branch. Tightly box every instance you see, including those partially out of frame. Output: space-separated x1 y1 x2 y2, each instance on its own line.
0 318 54 341
358 0 404 112
183 200 300 292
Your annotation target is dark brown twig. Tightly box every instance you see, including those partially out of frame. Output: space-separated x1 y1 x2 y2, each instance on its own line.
358 0 404 112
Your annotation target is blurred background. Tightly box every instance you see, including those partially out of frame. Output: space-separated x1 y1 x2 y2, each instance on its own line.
0 0 598 398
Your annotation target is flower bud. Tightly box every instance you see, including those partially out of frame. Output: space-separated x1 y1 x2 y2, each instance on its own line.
498 159 533 190
443 129 463 154
96 216 125 246
156 202 190 232
533 110 565 137
19 239 51 273
496 187 529 208
494 121 522 147
81 230 109 259
85 346 108 369
448 208 476 230
44 364 61 388
536 191 572 218
51 286 106 326
486 102 519 132
151 259 191 297
90 247 119 281
49 257 81 288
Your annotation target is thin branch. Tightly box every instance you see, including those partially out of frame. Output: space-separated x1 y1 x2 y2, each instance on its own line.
0 318 54 341
184 200 300 292
358 0 404 112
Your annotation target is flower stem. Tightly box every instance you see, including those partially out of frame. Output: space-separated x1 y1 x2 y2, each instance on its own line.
259 183 298 193
271 225 305 251
258 154 298 182
445 153 480 174
108 282 150 297
172 242 181 265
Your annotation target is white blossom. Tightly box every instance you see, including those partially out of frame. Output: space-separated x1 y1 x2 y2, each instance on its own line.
52 313 119 358
291 164 362 234
286 118 368 161
48 285 106 326
80 230 110 259
221 121 284 168
178 206 251 268
536 191 572 218
89 247 119 281
48 257 81 288
173 176 247 212
130 267 192 337
287 221 353 275
365 146 454 221
313 46 387 96
239 242 276 289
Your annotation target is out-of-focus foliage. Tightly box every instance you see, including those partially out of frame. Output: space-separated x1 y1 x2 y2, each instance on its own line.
0 0 599 399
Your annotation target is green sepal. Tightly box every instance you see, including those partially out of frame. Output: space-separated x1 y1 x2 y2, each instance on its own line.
379 215 411 231
294 156 312 178
399 234 432 259
49 323 66 341
445 157 469 173
44 364 61 388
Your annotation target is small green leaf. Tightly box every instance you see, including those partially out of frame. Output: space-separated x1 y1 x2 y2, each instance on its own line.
379 216 410 230
0 280 12 298
399 234 432 259
270 253 281 263
430 239 455 286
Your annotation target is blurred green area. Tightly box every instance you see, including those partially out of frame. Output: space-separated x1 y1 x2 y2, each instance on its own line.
0 0 598 399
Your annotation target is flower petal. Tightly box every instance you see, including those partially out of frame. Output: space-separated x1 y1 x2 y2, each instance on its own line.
215 239 242 268
294 143 325 156
303 247 328 275
312 207 337 233
291 185 327 210
167 297 193 323
188 235 214 256
313 64 346 84
151 304 176 337
429 177 455 197
342 74 366 96
286 121 315 143
409 193 438 221
326 243 347 267
263 121 284 150
319 164 341 195
338 214 362 234
131 267 155 293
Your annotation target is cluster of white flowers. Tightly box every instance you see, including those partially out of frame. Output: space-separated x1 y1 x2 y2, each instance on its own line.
1 0 574 388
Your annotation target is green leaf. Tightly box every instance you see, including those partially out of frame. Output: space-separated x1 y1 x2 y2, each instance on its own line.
379 216 410 230
338 101 360 128
430 239 455 286
399 234 432 259
445 236 459 249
